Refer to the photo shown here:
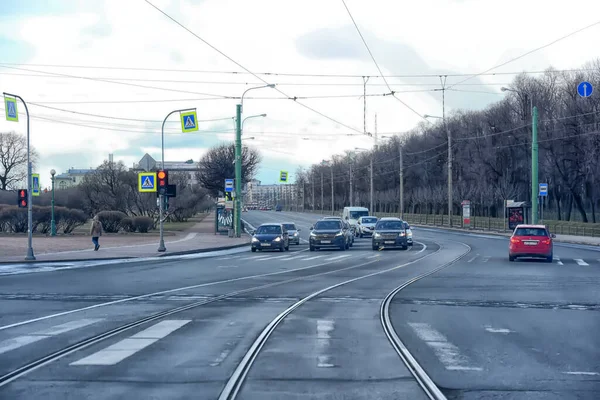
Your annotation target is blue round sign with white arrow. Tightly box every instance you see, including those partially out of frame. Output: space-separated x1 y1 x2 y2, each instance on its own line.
577 81 593 98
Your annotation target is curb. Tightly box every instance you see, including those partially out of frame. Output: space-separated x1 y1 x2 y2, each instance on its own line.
0 242 250 265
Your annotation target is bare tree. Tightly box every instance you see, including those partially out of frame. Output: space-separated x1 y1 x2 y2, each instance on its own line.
0 132 38 190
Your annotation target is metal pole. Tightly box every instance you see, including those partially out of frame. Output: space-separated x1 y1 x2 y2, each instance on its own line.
321 171 324 213
369 155 373 214
399 144 404 219
235 103 242 237
5 94 36 260
531 106 539 224
312 172 315 212
331 167 334 215
51 173 56 236
349 163 353 206
447 126 453 227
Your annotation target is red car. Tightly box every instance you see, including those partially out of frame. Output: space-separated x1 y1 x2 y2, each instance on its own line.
509 224 555 262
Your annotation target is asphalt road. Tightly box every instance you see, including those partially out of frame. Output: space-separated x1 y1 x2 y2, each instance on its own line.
0 210 598 399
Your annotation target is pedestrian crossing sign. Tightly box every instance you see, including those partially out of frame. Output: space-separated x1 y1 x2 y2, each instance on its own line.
138 172 157 192
180 110 199 132
32 174 40 196
280 171 288 182
4 96 18 122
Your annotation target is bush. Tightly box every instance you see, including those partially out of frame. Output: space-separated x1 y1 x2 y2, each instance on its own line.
133 216 153 233
59 208 88 234
96 210 127 233
0 206 27 233
120 217 135 232
32 206 52 234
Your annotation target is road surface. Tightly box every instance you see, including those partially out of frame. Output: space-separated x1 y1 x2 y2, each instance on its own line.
0 210 597 399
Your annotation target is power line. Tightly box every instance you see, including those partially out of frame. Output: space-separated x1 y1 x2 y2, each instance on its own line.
447 19 600 89
144 0 365 136
0 62 593 78
341 0 427 122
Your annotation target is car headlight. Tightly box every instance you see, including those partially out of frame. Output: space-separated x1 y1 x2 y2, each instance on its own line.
399 232 406 237
252 237 259 242
310 232 317 237
374 233 381 238
293 232 298 236
335 232 344 237
274 236 282 242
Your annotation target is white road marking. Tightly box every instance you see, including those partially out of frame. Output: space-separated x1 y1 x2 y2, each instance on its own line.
562 371 600 376
0 318 103 355
484 326 513 334
302 256 323 261
408 322 482 371
210 349 232 366
575 259 589 266
279 255 304 261
71 320 190 366
367 254 380 259
325 254 351 262
554 256 563 265
219 256 241 260
217 265 238 269
316 320 335 368
467 255 479 263
481 256 490 263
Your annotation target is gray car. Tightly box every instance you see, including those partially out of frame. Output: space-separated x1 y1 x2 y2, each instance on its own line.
357 216 378 238
321 216 354 246
372 217 409 250
282 223 301 245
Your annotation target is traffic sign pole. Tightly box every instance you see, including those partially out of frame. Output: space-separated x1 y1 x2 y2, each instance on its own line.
531 106 539 224
4 92 35 260
234 103 242 238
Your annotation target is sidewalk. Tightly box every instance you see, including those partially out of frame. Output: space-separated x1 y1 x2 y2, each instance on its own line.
0 213 249 263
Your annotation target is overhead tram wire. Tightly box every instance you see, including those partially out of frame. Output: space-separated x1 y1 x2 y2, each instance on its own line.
447 19 600 89
144 0 365 136
341 0 428 123
0 62 594 78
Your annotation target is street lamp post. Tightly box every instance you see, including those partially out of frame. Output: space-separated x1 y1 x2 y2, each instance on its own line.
425 114 452 226
3 92 35 260
235 85 275 237
159 108 196 252
354 147 373 213
50 169 56 236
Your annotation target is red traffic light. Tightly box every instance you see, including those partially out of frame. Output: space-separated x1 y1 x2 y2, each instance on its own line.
157 171 166 180
17 189 28 208
19 190 26 198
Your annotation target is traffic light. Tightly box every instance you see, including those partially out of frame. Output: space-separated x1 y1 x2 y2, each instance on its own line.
18 189 28 208
157 170 168 195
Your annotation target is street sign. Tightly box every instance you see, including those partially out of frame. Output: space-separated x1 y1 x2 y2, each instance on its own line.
225 200 234 210
279 171 288 182
4 96 18 122
461 200 471 227
31 174 40 197
578 81 593 98
539 183 548 196
224 178 234 193
180 110 199 132
138 172 157 192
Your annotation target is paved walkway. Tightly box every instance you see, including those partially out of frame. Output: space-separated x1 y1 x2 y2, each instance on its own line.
0 213 248 262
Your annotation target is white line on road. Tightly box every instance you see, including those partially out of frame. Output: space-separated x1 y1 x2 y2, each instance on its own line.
71 320 190 366
562 371 600 376
481 256 490 263
0 319 103 355
554 256 563 265
484 326 513 334
467 255 479 263
279 255 304 261
302 256 323 261
210 349 232 366
408 322 482 371
325 255 351 262
367 254 380 259
316 320 335 368
575 259 589 266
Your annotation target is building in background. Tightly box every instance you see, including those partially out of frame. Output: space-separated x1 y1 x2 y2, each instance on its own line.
132 154 199 186
246 182 297 208
54 168 95 189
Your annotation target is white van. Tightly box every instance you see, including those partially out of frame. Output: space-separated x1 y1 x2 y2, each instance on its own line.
342 206 369 236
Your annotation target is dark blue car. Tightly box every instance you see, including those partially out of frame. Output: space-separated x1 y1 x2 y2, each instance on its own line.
251 223 289 252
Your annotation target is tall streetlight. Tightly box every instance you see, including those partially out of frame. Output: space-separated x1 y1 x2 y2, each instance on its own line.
354 147 373 213
50 169 56 236
425 113 452 226
242 114 267 130
3 92 34 260
235 84 275 237
158 107 196 252
501 86 538 223
382 135 402 218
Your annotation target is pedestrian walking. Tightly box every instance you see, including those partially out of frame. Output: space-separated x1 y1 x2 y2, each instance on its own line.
90 215 103 251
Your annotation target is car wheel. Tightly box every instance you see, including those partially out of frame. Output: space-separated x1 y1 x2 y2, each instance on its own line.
279 246 285 252
251 248 256 253
546 255 553 263
509 255 515 262
401 245 407 250
372 245 378 251
309 245 315 252
340 244 346 251
285 244 289 251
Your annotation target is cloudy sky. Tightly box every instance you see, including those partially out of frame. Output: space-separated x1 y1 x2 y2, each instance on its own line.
1 0 599 187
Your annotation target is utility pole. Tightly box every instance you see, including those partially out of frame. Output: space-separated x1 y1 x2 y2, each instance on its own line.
531 106 539 224
399 143 404 219
447 124 452 227
370 113 377 214
311 172 315 212
369 156 374 214
234 103 242 236
349 163 353 206
321 171 324 213
331 167 334 214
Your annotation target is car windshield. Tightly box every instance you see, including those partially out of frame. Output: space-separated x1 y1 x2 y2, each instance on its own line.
350 211 369 219
361 217 377 224
314 220 341 230
256 225 282 235
376 221 404 230
514 228 548 237
283 224 296 230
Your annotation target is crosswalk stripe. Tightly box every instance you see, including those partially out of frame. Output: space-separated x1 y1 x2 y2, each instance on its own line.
302 256 323 261
481 256 490 263
279 255 304 261
71 320 191 366
575 259 589 266
554 257 563 265
0 318 103 355
467 255 478 263
325 254 351 261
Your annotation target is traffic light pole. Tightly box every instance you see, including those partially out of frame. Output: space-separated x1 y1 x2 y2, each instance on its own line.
234 103 242 237
4 92 35 260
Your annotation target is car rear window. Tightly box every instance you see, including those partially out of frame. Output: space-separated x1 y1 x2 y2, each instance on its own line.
514 228 548 237
314 220 341 230
256 225 282 234
361 217 377 223
283 224 296 230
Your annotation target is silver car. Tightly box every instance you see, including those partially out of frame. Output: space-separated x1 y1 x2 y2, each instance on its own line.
283 223 301 245
403 221 413 246
357 216 378 238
